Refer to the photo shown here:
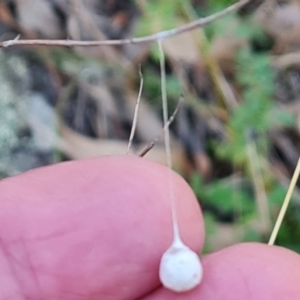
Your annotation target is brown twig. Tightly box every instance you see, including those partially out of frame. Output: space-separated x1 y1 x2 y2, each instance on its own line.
139 95 183 157
127 65 144 154
0 0 248 48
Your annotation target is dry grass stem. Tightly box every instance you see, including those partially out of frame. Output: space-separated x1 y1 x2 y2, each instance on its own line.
0 0 249 48
268 157 300 245
246 131 271 235
127 66 144 154
138 96 183 157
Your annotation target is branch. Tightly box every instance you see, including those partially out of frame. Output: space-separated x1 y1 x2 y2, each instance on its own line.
139 95 183 157
0 0 248 48
127 65 143 154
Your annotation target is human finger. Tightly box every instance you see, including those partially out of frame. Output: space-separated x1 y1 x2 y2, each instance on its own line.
141 242 300 299
0 155 204 300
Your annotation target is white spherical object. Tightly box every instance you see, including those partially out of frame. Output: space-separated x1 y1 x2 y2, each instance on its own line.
159 243 203 292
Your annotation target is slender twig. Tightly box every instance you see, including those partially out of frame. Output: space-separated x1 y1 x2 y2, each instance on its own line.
138 95 183 157
127 66 144 154
268 157 300 245
0 0 248 48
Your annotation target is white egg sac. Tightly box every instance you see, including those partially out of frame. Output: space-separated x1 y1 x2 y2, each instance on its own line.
159 244 203 292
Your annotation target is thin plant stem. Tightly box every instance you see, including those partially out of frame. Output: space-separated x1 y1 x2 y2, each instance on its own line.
268 157 300 245
246 130 271 235
139 96 183 157
0 0 249 48
158 40 181 244
127 66 143 154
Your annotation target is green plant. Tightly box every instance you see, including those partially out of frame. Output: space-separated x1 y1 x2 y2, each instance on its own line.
191 173 255 220
216 47 273 165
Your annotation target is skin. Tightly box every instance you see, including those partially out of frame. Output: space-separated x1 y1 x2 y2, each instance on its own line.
0 156 299 300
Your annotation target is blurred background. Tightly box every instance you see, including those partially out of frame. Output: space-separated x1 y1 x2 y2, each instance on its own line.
0 0 300 253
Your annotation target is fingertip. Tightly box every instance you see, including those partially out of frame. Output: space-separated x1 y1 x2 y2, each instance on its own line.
0 155 205 299
200 242 300 299
142 242 300 300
